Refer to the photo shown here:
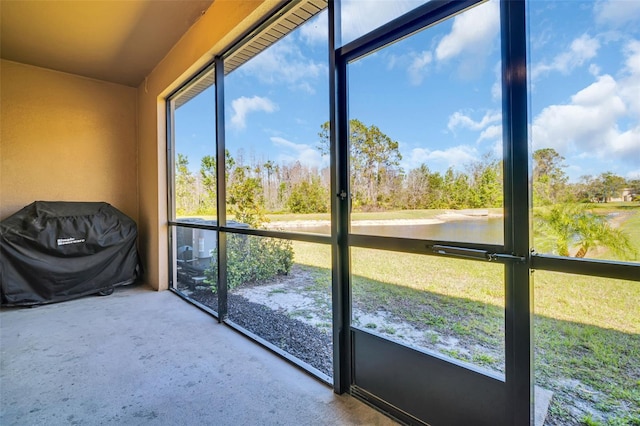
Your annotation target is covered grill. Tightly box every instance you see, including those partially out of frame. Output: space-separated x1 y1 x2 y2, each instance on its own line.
1 201 140 306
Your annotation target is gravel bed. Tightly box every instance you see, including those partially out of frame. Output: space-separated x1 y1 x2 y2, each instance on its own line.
181 287 333 377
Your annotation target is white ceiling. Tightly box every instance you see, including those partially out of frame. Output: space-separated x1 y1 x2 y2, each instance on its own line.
1 0 214 87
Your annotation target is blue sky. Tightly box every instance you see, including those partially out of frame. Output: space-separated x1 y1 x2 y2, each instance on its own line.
175 0 639 183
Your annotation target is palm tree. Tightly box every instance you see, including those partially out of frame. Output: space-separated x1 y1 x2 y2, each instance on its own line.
535 204 637 260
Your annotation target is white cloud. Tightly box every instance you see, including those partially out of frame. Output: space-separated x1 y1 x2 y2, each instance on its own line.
270 136 327 169
477 124 502 143
620 39 640 116
404 145 479 171
531 74 640 163
572 73 620 105
491 61 502 101
609 126 640 157
435 0 500 69
537 39 639 158
594 0 640 27
532 75 624 151
230 96 277 130
408 51 433 85
340 1 499 85
240 37 327 93
447 110 502 155
448 110 502 132
531 34 601 80
624 39 640 74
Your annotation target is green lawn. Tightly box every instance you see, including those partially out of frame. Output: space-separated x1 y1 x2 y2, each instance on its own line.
188 204 640 424
294 239 639 335
288 204 640 425
265 207 504 222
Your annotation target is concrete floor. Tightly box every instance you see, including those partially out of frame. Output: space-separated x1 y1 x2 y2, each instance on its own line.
0 285 398 426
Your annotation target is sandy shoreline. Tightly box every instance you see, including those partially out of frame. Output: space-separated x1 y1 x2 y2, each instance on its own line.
265 210 503 229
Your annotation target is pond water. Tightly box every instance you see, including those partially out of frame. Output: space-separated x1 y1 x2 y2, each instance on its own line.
288 217 504 245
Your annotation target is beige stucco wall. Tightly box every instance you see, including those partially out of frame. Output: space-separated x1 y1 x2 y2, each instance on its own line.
137 0 279 290
0 60 138 222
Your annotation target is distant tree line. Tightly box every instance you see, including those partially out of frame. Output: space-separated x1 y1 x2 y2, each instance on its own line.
532 147 639 205
174 121 639 218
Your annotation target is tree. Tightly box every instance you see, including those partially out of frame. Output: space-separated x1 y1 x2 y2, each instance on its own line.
627 178 640 202
536 204 636 260
576 172 627 203
318 119 401 210
199 155 216 214
533 148 570 205
594 172 625 203
575 175 597 202
404 164 433 209
263 160 276 209
443 167 457 207
227 165 266 227
377 165 404 209
475 159 502 208
286 176 328 213
464 155 502 209
451 172 471 208
175 153 197 216
205 233 293 292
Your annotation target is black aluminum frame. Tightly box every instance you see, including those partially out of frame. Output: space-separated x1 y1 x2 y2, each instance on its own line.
329 0 351 394
335 1 514 424
501 1 531 423
164 1 640 425
166 0 338 386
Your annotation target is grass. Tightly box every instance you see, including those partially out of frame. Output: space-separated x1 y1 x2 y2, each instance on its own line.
291 237 639 335
181 209 450 223
380 325 397 335
186 204 639 424
265 212 330 222
265 207 504 223
286 206 640 424
534 271 640 334
619 206 640 257
180 209 456 223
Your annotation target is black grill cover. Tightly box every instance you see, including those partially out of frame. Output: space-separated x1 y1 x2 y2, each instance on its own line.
1 201 140 306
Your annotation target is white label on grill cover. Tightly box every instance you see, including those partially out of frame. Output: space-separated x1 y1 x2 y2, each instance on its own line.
57 237 86 246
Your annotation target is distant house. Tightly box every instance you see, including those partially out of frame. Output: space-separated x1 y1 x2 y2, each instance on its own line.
611 188 638 202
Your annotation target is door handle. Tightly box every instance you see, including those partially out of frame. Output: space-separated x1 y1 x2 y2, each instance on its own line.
486 252 527 263
431 245 526 263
